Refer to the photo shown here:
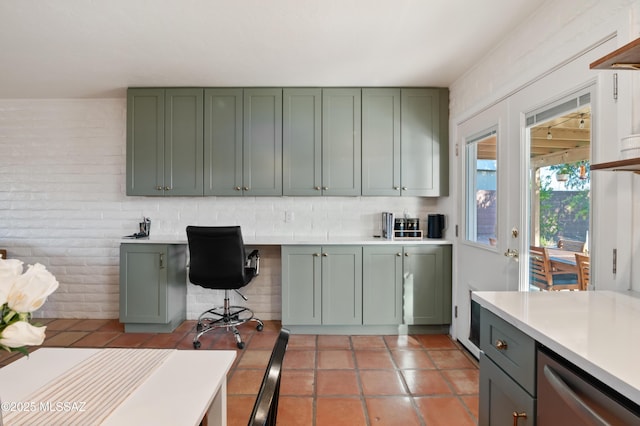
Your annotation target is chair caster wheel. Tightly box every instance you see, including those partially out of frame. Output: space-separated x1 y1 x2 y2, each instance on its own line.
257 324 264 332
237 341 245 349
193 341 201 349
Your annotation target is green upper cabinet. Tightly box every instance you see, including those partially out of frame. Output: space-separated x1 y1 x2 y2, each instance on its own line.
322 88 362 196
362 88 401 196
283 88 322 196
362 88 449 196
204 88 243 196
204 88 282 196
126 88 204 196
127 86 447 198
400 88 449 196
243 88 283 196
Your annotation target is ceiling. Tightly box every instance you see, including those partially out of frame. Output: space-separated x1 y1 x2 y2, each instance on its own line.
0 0 548 99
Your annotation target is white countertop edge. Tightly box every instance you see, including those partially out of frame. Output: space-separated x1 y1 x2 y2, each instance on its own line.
120 236 453 245
472 290 640 404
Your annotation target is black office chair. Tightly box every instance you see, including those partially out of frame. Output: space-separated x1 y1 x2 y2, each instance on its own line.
248 328 290 426
186 226 264 349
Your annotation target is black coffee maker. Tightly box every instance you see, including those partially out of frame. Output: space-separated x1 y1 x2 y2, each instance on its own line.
427 214 445 239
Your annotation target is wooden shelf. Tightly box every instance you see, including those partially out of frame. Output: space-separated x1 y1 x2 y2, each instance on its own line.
590 157 640 172
590 37 640 70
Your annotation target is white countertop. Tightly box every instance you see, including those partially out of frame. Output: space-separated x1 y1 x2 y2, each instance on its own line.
472 290 640 404
121 235 452 245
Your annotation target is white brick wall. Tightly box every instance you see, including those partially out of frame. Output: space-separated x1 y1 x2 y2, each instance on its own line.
0 98 445 320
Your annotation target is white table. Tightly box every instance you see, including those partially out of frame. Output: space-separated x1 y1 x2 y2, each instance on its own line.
0 348 236 426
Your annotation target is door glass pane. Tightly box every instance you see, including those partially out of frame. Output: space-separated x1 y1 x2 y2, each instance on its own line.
528 106 590 291
465 129 497 246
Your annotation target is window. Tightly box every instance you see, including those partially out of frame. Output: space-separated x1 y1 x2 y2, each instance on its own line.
465 128 498 246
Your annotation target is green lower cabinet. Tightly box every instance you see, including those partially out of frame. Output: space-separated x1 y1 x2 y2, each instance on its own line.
283 244 451 329
119 243 187 332
281 246 362 325
402 245 452 325
362 246 403 325
479 308 536 425
479 353 536 426
281 246 322 325
363 245 451 326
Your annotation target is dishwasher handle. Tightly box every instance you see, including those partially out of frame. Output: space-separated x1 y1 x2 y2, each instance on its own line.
543 365 610 426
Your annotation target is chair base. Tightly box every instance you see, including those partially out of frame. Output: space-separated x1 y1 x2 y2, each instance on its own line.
193 302 264 349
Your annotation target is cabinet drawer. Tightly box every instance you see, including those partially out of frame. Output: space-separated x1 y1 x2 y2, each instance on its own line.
480 308 536 395
479 353 535 426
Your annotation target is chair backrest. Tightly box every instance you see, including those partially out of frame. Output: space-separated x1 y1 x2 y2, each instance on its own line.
575 253 590 291
186 226 250 289
530 246 553 289
249 328 290 426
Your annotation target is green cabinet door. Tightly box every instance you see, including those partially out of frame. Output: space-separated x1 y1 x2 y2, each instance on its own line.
126 88 204 196
243 88 283 196
281 246 322 325
321 246 363 325
120 244 167 323
283 88 322 196
362 246 403 325
479 353 536 426
119 243 187 332
281 245 362 326
362 88 401 196
204 88 243 196
403 245 452 324
400 88 449 196
322 88 362 196
164 88 204 196
126 88 165 196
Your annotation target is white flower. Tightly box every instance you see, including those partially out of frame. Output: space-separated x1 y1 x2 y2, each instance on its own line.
0 258 23 305
0 321 46 348
6 263 59 313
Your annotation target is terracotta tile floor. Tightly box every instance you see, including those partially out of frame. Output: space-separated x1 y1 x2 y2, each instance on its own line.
0 319 479 425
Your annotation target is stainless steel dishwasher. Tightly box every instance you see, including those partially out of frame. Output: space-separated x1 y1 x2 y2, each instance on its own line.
537 346 640 425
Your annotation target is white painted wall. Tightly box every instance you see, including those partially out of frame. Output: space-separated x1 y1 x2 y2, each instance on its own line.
0 98 444 319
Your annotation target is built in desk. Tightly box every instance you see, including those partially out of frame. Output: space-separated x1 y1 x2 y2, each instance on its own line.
120 236 453 333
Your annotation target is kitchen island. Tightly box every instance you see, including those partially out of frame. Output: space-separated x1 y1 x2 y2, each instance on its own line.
473 290 640 424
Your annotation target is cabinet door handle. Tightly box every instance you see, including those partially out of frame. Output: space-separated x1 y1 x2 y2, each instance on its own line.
396 253 402 256
322 253 328 257
512 411 527 426
234 186 241 191
394 186 400 190
314 186 321 191
313 253 320 257
405 252 410 257
156 186 163 191
164 186 172 191
322 186 329 190
243 186 249 191
402 186 408 191
159 253 165 269
495 339 508 350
